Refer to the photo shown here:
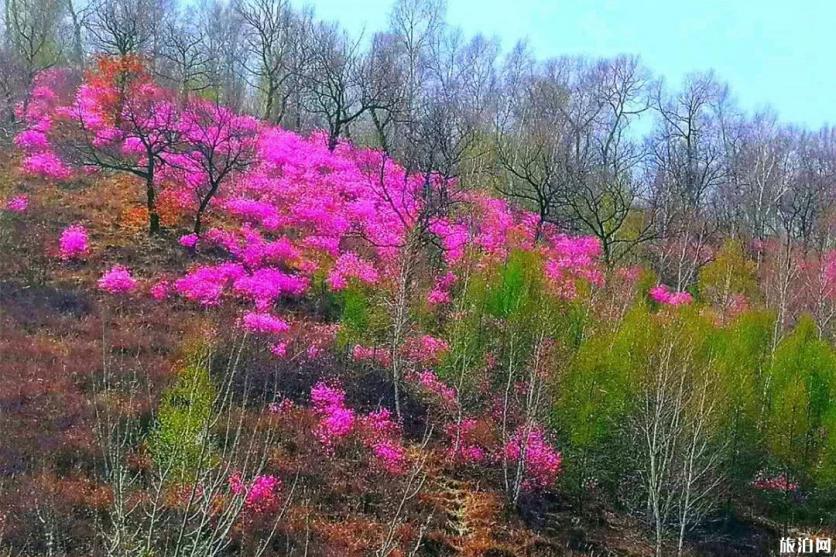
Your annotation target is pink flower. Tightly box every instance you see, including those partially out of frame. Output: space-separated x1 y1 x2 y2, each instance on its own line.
179 233 198 249
4 195 28 213
649 284 693 306
311 381 346 410
21 151 71 180
751 470 799 493
310 382 356 449
98 265 138 295
371 440 406 474
414 370 457 405
270 341 288 358
58 224 89 261
150 280 169 301
444 418 485 464
364 407 399 437
404 335 449 365
352 344 392 367
229 473 281 513
326 252 379 291
503 425 562 490
174 263 246 306
241 311 290 336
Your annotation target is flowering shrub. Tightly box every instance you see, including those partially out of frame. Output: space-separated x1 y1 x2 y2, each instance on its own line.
98 265 138 294
404 335 449 366
150 280 170 301
427 272 457 306
58 224 89 261
413 370 457 405
179 233 198 249
649 284 693 306
241 311 290 336
444 418 485 464
4 195 29 213
326 252 379 291
352 345 392 367
503 425 562 490
751 470 799 493
310 382 356 450
229 473 281 513
370 440 407 474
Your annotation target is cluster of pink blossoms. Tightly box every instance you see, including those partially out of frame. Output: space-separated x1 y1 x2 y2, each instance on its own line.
404 335 450 366
427 272 457 306
310 382 356 450
326 252 379 291
309 383 407 474
352 345 392 367
58 224 89 261
362 408 407 474
98 265 138 295
751 470 799 493
413 370 457 406
503 425 562 490
241 311 290 336
4 195 29 214
179 233 199 249
228 473 281 513
444 418 485 464
649 284 693 306
150 280 170 301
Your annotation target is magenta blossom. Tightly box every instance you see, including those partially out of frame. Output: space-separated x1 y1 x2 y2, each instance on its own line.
504 425 562 490
241 311 290 336
98 265 138 295
649 284 693 306
179 233 199 249
58 224 89 261
4 195 29 213
149 280 170 301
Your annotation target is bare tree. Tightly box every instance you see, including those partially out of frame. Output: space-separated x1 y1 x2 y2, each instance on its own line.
158 11 211 100
85 0 161 57
303 22 376 150
632 335 724 557
236 0 306 124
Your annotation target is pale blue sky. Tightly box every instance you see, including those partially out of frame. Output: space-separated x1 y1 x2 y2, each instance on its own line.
308 0 834 129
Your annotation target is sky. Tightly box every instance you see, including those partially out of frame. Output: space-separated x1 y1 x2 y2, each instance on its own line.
307 0 834 129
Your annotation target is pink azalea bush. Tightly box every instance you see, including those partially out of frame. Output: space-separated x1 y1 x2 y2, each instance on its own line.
413 370 457 406
404 335 449 366
649 284 693 306
352 344 392 367
228 473 281 513
310 382 356 450
4 195 29 214
444 418 486 464
503 425 562 490
241 311 290 336
58 224 89 261
179 233 199 249
149 280 170 301
751 470 799 493
98 265 138 295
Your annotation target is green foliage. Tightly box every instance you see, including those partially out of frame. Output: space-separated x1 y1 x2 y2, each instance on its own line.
698 239 758 306
766 316 836 485
335 283 388 349
713 310 773 492
554 303 656 490
149 344 217 483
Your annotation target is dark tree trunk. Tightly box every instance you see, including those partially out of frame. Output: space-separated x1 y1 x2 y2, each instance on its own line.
146 170 161 235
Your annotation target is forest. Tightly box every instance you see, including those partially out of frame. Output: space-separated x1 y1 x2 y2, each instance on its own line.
0 0 835 555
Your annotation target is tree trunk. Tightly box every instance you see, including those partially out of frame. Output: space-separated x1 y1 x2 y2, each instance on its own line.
146 175 161 235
